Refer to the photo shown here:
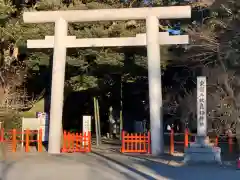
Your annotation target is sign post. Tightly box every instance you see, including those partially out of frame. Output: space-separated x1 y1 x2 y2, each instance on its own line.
21 113 49 148
83 115 91 146
37 112 49 142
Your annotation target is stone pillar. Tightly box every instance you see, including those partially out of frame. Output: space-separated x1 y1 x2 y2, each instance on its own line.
146 16 164 155
184 76 221 164
48 18 68 154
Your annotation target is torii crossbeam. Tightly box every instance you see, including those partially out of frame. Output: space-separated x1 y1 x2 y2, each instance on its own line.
27 33 188 48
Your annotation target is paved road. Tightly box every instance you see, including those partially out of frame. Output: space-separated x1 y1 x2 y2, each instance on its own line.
0 153 144 180
92 151 240 180
1 151 240 180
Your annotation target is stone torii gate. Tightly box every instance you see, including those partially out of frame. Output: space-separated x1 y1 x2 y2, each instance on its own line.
23 6 191 155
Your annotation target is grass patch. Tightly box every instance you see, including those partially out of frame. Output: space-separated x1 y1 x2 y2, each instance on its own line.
20 99 45 118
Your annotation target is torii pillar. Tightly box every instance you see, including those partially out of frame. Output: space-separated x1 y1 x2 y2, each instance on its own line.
23 6 191 155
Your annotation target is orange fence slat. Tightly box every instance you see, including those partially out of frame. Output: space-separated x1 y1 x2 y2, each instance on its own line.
38 129 43 152
25 129 30 152
184 129 189 148
88 131 91 152
121 131 125 152
75 133 79 151
12 129 17 152
215 136 218 147
143 132 146 152
147 131 151 154
84 132 87 152
0 128 4 142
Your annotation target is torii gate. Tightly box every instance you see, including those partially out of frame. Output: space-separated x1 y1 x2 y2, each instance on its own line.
23 6 191 155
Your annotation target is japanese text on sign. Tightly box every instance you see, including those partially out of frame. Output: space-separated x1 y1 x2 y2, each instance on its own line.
197 77 207 136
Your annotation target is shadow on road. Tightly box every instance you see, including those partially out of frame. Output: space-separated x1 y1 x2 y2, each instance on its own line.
92 151 155 180
0 160 18 180
92 150 240 180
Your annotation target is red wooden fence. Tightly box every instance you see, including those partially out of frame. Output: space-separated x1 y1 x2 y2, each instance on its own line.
121 131 151 154
0 128 43 152
169 128 235 155
61 131 91 153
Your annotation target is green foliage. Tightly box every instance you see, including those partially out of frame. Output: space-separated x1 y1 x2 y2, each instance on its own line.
27 52 50 69
1 0 207 133
1 109 22 130
20 99 44 118
1 0 178 93
168 0 240 133
0 0 15 19
66 75 98 91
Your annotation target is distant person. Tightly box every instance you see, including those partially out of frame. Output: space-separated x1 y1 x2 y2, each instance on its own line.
108 106 116 139
167 124 171 131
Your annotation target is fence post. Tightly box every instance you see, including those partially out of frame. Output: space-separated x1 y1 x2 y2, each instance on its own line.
170 128 174 155
12 129 17 152
215 136 218 147
88 131 91 152
228 135 233 153
0 128 4 142
147 131 151 154
121 130 125 153
25 129 30 152
71 133 74 152
143 131 146 152
184 128 189 148
135 133 138 151
82 132 85 152
130 133 134 152
73 133 76 152
75 133 79 152
38 129 43 152
79 132 82 148
61 131 67 152
68 132 72 152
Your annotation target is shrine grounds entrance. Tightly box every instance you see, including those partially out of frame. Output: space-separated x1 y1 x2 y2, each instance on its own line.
23 6 191 155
